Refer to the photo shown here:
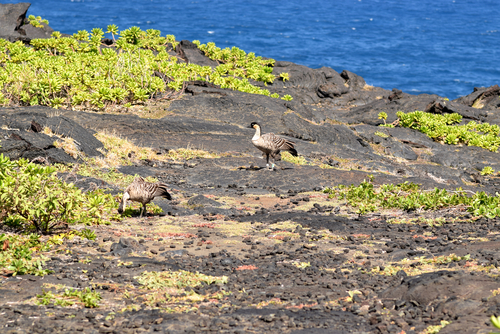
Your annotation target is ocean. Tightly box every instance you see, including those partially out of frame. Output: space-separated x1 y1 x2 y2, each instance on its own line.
8 0 500 99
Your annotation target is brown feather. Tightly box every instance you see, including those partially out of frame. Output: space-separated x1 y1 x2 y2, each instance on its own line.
118 176 172 216
250 122 298 168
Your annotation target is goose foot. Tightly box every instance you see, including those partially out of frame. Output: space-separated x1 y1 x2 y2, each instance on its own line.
266 163 276 171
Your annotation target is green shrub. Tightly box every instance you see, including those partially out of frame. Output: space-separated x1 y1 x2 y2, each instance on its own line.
396 110 500 152
78 228 97 241
0 25 291 109
481 166 495 176
0 154 117 234
0 233 51 276
28 15 49 28
324 176 500 217
37 287 101 308
197 42 276 83
491 315 500 333
378 112 394 128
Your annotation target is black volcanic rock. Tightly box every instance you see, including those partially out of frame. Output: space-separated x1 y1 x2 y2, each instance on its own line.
340 69 366 91
424 98 487 121
0 129 76 164
317 67 350 98
382 137 418 161
339 89 440 125
187 194 223 208
19 21 55 40
0 2 30 41
0 3 55 42
454 85 500 110
176 40 219 67
268 61 328 90
254 61 390 107
0 109 104 162
109 238 146 257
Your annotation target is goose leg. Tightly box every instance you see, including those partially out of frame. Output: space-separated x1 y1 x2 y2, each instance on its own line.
141 203 147 218
266 154 271 170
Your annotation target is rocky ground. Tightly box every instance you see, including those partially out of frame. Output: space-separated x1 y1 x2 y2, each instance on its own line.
3 3 500 334
3 156 500 334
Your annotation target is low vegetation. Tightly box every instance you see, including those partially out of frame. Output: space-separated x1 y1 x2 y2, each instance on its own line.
395 110 500 152
0 228 98 277
136 270 228 289
481 166 496 176
370 254 473 277
28 15 49 28
133 270 229 312
377 112 394 128
0 154 117 234
0 24 290 110
0 233 51 276
323 176 500 217
95 131 222 167
491 315 500 333
281 151 310 165
421 320 451 334
37 287 101 308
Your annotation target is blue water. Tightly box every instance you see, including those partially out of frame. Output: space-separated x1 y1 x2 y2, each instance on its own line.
8 0 500 99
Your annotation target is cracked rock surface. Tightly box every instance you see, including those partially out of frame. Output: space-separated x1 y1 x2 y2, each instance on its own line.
2 3 500 332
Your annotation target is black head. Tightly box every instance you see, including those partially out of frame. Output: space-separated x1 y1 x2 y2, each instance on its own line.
248 122 260 129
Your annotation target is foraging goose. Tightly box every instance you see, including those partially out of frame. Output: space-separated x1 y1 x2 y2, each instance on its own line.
118 176 172 217
249 122 298 170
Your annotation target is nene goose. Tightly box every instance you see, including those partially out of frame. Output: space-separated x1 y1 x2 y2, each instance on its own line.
118 176 172 217
249 122 298 170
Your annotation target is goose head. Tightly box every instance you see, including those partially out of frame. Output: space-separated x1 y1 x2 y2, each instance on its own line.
248 122 261 130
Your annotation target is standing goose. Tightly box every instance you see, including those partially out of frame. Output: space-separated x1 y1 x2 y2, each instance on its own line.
118 176 172 217
249 122 298 170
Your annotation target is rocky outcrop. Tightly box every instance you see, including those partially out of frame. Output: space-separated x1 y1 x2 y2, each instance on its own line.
454 85 500 124
455 85 500 110
0 108 104 163
0 3 55 42
251 61 391 107
109 238 147 257
424 98 487 121
3 72 500 188
176 40 219 67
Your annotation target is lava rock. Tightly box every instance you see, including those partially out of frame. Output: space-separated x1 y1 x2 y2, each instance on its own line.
109 238 146 257
0 3 55 42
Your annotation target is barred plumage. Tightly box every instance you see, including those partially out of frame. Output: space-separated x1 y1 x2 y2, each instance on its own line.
248 122 298 170
117 176 172 217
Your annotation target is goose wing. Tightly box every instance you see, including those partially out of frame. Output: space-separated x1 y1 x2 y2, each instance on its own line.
262 133 296 151
153 182 172 200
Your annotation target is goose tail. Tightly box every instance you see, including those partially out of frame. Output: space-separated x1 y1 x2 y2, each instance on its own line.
288 148 298 157
154 183 172 200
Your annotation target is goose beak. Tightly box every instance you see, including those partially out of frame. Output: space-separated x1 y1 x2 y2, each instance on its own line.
248 124 254 129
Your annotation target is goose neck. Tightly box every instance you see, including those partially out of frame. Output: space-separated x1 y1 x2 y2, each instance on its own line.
252 126 261 141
